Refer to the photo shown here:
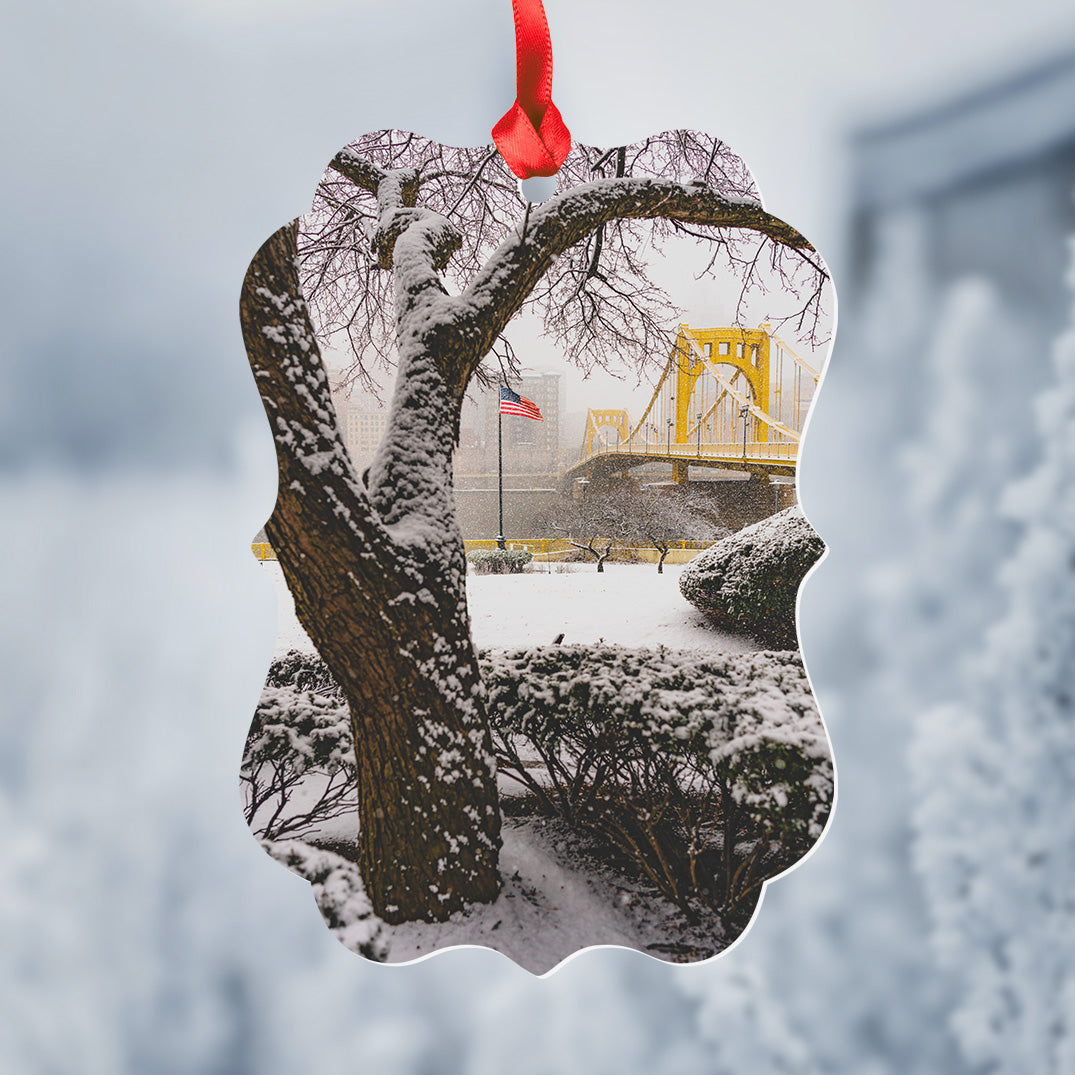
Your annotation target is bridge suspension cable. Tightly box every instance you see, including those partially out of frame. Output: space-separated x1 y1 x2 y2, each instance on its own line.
568 324 819 484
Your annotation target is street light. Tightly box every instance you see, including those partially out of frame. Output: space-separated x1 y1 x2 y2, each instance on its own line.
739 405 750 459
696 412 702 457
667 418 673 455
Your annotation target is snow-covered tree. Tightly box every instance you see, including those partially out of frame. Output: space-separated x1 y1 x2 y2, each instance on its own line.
239 130 828 923
911 241 1075 1073
704 210 969 1074
539 486 638 571
622 486 724 573
868 278 1028 708
466 959 820 1075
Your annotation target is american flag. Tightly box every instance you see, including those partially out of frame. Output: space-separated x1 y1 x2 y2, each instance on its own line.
499 385 544 421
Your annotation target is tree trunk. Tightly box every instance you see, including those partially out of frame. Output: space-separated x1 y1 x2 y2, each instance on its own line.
240 222 501 923
596 539 615 573
656 542 669 574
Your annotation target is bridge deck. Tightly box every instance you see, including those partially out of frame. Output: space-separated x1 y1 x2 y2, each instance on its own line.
563 441 797 482
569 325 817 485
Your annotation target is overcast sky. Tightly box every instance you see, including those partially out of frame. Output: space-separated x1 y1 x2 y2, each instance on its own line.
2 0 1073 468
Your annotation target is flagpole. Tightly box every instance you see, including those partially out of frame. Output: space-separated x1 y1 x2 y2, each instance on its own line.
496 392 506 549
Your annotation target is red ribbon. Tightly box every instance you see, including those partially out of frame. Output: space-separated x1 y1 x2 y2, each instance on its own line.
492 0 571 179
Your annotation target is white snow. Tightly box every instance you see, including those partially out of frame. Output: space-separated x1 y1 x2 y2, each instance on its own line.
264 559 763 656
257 556 778 972
384 818 724 974
275 814 728 975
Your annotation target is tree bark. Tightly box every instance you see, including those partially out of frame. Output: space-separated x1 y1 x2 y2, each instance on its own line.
240 222 500 923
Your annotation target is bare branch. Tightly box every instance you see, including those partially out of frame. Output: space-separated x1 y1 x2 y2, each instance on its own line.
300 129 829 397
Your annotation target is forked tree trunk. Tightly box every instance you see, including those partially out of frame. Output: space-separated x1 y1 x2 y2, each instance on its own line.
240 222 501 923
596 539 615 573
571 538 615 572
654 541 670 574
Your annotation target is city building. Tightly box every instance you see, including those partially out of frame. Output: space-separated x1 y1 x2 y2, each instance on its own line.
476 373 563 478
329 387 391 471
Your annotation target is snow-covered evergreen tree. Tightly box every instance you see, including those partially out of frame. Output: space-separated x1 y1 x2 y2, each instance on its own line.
912 239 1075 1073
869 278 1030 707
704 209 970 1075
464 956 819 1075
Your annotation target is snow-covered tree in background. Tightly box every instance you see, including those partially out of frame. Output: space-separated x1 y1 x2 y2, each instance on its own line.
672 209 976 1075
710 204 1065 1075
463 957 820 1075
240 131 828 923
912 239 1075 1073
623 486 724 573
868 278 1030 703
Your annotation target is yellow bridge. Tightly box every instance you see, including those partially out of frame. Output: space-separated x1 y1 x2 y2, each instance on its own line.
564 324 819 485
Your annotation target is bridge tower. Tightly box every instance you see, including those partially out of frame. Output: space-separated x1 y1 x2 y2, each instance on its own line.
581 408 632 456
565 323 816 489
671 324 771 446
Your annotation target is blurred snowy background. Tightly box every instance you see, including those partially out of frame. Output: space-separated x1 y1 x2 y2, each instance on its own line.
4 0 1075 1070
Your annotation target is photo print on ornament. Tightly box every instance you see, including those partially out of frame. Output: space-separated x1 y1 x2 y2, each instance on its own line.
239 129 835 973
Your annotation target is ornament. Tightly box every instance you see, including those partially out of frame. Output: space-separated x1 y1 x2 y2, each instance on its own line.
239 0 834 973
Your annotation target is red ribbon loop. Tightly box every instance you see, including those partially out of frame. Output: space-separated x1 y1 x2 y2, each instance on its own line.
492 0 571 179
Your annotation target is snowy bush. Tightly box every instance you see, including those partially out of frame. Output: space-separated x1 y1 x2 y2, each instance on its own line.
240 665 355 842
264 649 342 694
482 644 832 917
261 839 386 961
249 647 831 922
467 547 533 574
678 505 824 647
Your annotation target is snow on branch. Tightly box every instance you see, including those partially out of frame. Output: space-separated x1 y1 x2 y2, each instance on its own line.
455 176 821 383
239 221 390 558
328 146 388 195
299 129 830 388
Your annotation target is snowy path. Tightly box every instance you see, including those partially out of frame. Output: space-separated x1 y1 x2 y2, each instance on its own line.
263 560 760 655
384 818 699 975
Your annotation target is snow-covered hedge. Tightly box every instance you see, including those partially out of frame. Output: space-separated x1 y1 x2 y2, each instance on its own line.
467 547 533 574
482 644 832 916
678 505 825 647
240 677 355 842
265 649 342 694
261 839 386 960
250 646 832 919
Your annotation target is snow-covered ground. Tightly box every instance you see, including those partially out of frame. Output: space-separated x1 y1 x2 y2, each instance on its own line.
265 768 735 974
385 817 726 974
255 558 777 972
264 560 763 655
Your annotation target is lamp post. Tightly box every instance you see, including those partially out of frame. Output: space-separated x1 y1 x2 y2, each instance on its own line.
696 412 702 457
667 418 673 456
740 404 750 460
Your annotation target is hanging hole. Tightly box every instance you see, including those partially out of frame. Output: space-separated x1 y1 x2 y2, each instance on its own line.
519 175 558 203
